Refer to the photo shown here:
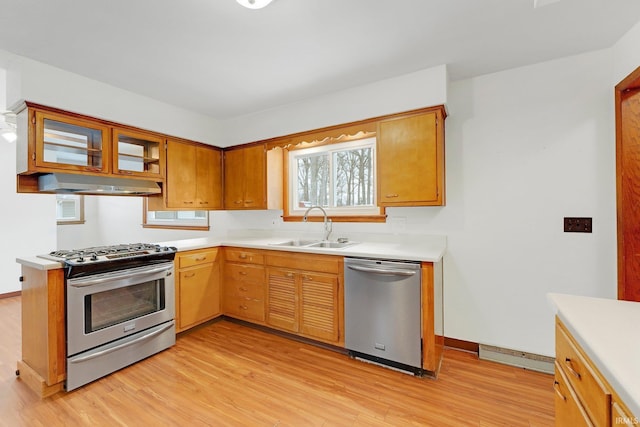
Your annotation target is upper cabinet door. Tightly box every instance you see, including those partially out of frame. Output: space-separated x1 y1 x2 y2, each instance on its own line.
377 108 445 206
34 110 111 174
112 128 164 178
165 139 197 208
195 145 223 209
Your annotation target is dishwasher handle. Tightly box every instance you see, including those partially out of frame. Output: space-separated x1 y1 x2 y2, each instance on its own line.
347 264 417 277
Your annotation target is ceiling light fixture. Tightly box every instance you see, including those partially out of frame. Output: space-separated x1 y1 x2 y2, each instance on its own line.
236 0 274 9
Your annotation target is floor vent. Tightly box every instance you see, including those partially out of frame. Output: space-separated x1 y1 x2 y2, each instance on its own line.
478 344 554 374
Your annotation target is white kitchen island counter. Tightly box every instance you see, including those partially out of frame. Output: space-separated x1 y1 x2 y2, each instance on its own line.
159 232 447 263
548 293 640 418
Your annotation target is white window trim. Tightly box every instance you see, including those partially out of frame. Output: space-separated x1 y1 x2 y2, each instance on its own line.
143 199 210 230
288 137 378 217
56 194 85 225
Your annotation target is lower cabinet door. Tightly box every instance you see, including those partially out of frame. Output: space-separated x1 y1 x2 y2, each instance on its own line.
178 263 220 331
300 272 339 343
266 268 298 332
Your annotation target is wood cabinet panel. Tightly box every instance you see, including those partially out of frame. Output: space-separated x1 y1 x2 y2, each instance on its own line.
265 252 340 274
377 107 445 207
178 263 220 331
112 127 164 179
225 248 264 265
175 249 221 332
266 268 298 332
554 362 594 427
224 295 265 322
556 322 610 426
224 144 267 209
300 272 339 342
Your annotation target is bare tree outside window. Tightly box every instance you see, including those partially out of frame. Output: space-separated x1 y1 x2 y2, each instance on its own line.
292 138 376 214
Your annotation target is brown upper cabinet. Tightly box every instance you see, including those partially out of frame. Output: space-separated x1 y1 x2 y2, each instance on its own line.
112 127 164 179
223 144 283 210
18 106 112 175
149 139 223 210
377 107 446 207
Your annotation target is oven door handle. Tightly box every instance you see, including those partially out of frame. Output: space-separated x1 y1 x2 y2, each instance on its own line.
68 264 173 287
69 321 174 363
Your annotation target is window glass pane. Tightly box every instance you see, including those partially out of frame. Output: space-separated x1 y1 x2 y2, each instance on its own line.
334 147 374 207
296 153 329 208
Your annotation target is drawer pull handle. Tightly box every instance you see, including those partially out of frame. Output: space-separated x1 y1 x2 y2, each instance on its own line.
245 200 254 204
239 287 248 291
239 271 248 276
195 257 207 261
239 254 248 259
286 272 294 278
184 273 196 278
303 275 312 281
564 357 581 379
239 305 248 310
385 194 399 198
234 200 243 204
183 201 194 204
553 380 567 401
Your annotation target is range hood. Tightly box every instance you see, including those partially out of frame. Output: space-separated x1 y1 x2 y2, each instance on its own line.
38 173 161 196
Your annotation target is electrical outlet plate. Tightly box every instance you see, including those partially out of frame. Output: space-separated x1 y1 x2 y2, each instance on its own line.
564 217 592 233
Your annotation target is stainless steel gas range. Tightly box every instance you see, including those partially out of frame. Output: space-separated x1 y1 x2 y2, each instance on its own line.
39 243 177 391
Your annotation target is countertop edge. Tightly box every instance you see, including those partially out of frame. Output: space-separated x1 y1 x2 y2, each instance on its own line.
548 293 640 418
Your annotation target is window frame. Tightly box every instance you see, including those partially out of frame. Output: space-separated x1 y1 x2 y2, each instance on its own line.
142 198 210 231
56 194 85 225
288 137 379 218
282 133 386 223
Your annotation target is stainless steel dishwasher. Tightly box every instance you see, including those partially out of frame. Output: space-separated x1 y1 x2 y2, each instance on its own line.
344 257 423 375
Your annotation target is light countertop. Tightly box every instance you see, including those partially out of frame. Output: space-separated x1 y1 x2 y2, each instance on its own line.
160 232 446 263
548 293 640 417
17 232 446 271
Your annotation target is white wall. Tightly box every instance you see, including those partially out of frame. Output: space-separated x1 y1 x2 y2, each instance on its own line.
1 49 220 145
219 65 448 146
0 68 57 294
212 50 619 357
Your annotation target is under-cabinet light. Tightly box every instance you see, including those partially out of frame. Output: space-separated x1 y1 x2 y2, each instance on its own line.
236 0 274 9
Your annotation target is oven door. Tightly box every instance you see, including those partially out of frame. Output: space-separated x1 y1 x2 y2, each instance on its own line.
66 262 175 357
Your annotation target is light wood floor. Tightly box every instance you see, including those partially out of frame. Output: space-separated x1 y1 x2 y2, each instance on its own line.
0 296 554 426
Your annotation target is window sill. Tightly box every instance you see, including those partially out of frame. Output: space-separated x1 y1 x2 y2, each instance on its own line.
282 214 386 223
142 224 210 231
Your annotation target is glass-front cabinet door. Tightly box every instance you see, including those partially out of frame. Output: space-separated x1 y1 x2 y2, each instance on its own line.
35 111 111 173
112 128 164 178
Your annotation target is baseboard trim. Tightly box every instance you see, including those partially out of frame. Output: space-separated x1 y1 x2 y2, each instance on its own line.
0 291 21 300
479 344 554 374
444 337 479 354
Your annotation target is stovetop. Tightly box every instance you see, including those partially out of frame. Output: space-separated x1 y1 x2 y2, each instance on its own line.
40 243 176 264
38 243 177 278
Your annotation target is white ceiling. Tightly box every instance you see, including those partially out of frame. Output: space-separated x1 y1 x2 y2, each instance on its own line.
0 0 639 119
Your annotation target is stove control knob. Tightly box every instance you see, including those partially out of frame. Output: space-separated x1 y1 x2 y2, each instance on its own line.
77 251 85 263
90 253 98 261
155 246 161 252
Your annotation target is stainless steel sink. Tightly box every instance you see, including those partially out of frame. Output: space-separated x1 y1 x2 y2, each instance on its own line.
269 239 320 247
308 241 358 249
268 240 358 249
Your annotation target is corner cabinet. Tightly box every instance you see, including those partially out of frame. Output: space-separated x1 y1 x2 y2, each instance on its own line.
223 145 283 210
175 249 221 332
148 139 223 210
377 106 446 207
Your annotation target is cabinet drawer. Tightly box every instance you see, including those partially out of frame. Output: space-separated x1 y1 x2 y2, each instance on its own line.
225 279 264 299
224 263 264 286
556 322 611 426
265 252 340 274
554 362 593 427
225 248 264 265
178 249 218 269
224 295 265 322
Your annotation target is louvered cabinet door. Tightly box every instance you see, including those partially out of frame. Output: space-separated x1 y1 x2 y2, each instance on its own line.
266 268 298 332
300 272 339 343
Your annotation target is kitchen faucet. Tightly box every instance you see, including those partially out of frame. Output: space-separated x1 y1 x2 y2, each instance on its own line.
302 205 332 241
